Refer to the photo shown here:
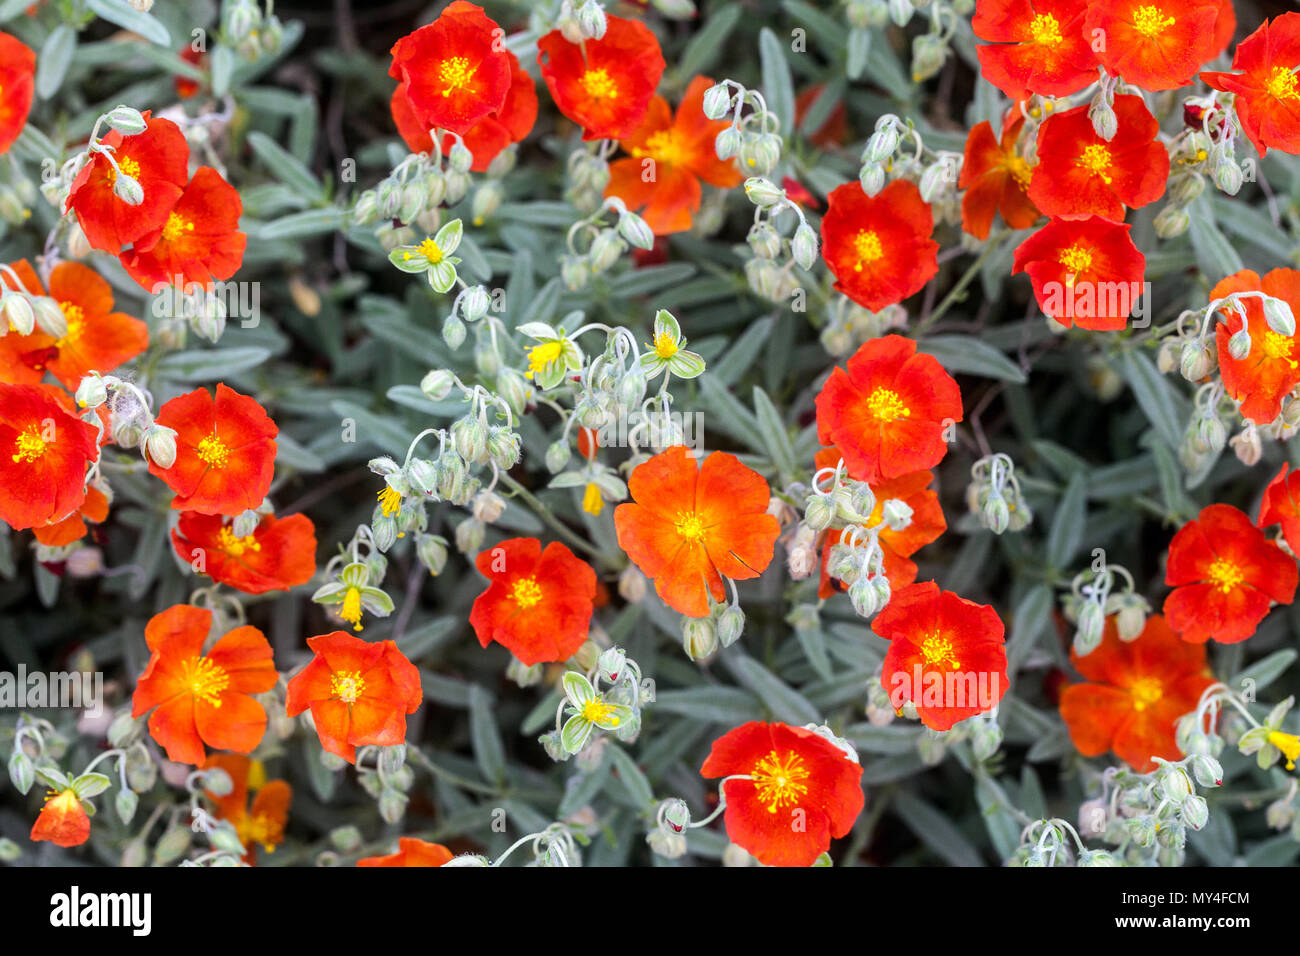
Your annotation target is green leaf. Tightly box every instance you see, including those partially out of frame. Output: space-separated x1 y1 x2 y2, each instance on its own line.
1007 584 1055 671
918 335 1027 384
892 791 983 866
725 652 819 725
257 207 345 240
155 347 271 381
86 0 171 46
211 45 236 97
1118 350 1188 451
677 4 742 79
975 775 1023 861
653 686 762 724
1188 194 1244 282
758 28 795 136
1045 472 1087 570
607 746 655 812
752 386 797 479
247 131 325 200
1230 649 1298 695
467 685 507 785
36 26 77 101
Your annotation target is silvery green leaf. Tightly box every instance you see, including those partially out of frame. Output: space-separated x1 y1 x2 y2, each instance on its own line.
517 322 559 340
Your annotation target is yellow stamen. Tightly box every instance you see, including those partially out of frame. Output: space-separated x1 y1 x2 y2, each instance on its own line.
1268 731 1300 770
1265 66 1300 102
580 698 617 725
1205 557 1244 594
196 434 230 469
417 238 443 264
330 670 366 704
526 340 565 380
378 485 402 517
109 155 141 184
511 576 543 609
921 634 960 669
162 213 194 243
652 331 679 359
56 302 84 347
1059 244 1093 280
674 510 707 543
580 68 618 100
1263 330 1299 369
750 750 810 813
852 230 885 273
11 425 47 464
1005 154 1033 189
1077 144 1114 185
866 386 910 422
340 586 364 631
1132 5 1175 39
1029 13 1063 46
638 129 686 166
582 481 604 516
438 56 476 97
181 656 230 707
1130 676 1163 712
217 526 261 557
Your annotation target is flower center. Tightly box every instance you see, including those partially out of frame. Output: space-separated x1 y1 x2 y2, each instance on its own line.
527 340 565 378
511 576 543 609
641 129 686 166
866 386 910 422
378 485 402 517
109 155 141 184
1268 731 1300 770
1130 676 1163 712
1205 557 1244 594
580 68 618 100
652 331 679 359
1059 244 1093 280
852 230 884 272
196 434 230 468
340 586 364 631
438 56 477 96
1265 66 1300 101
1029 13 1063 46
750 750 810 814
674 510 707 543
580 698 617 724
218 525 261 557
330 670 366 704
11 425 47 464
1263 330 1300 367
417 238 443 264
181 656 230 707
1005 154 1033 189
1132 5 1175 38
57 302 85 346
1077 144 1114 184
162 212 194 243
921 634 960 669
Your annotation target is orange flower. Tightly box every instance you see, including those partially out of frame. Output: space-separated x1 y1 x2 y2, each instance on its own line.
0 31 35 155
1203 13 1300 157
873 581 1009 731
468 537 597 664
814 451 946 596
66 112 189 253
1164 504 1298 644
0 260 148 389
1026 95 1169 222
33 484 109 547
701 721 864 868
1084 0 1221 91
30 788 90 848
958 110 1040 240
1211 268 1300 424
284 631 423 764
814 335 962 484
119 167 247 290
171 511 317 594
820 180 938 312
388 1 513 137
1059 615 1214 772
149 383 278 516
202 754 292 863
358 837 454 867
0 382 99 530
1258 462 1300 555
176 45 206 99
1010 216 1146 331
392 48 538 172
604 76 742 236
537 14 666 141
131 604 278 766
614 446 781 617
973 0 1098 99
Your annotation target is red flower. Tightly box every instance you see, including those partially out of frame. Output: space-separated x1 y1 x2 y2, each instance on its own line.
149 383 278 516
1202 13 1300 157
172 510 317 594
0 31 35 155
33 484 109 547
814 335 962 484
1259 462 1300 555
0 260 148 390
973 0 1098 99
469 537 597 664
393 48 538 172
1011 216 1146 331
1084 0 1221 91
958 110 1040 240
284 631 423 764
700 721 864 867
202 754 292 863
820 180 938 312
537 14 666 141
1163 503 1298 644
1060 615 1214 772
389 1 513 137
66 112 189 253
605 76 742 236
782 177 820 210
176 45 206 99
0 382 99 530
614 446 781 617
1211 268 1300 424
358 837 454 867
873 581 1009 731
119 166 247 290
30 789 90 848
794 84 849 149
131 604 278 766
1026 95 1169 222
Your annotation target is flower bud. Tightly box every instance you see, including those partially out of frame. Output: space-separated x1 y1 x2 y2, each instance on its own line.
702 83 732 120
1 292 35 335
1073 600 1106 656
1264 296 1297 337
589 229 625 272
1115 600 1148 642
454 517 486 555
7 751 34 795
1089 103 1118 142
618 211 655 251
545 439 571 473
420 368 455 401
1154 205 1190 239
451 416 487 464
1230 426 1262 466
859 162 886 197
714 126 741 161
743 177 785 208
143 424 178 468
113 172 144 205
1188 753 1222 788
803 494 834 531
76 373 108 409
442 314 466 349
647 827 687 858
848 576 881 618
1168 172 1205 206
415 533 448 576
747 221 782 259
880 497 913 532
716 604 745 647
910 33 946 83
1213 158 1243 195
682 616 718 660
618 566 647 603
487 426 521 470
31 296 67 338
739 134 781 176
461 285 491 323
1227 326 1252 360
1179 340 1214 380
1181 794 1209 830
791 223 818 270
471 490 505 523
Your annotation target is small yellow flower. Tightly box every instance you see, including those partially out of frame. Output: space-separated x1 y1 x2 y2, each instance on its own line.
582 481 604 516
378 485 402 518
1269 731 1300 770
526 340 565 380
340 586 364 632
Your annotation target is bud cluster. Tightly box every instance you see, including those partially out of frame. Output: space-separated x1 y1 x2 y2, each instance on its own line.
559 196 655 292
966 453 1031 534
